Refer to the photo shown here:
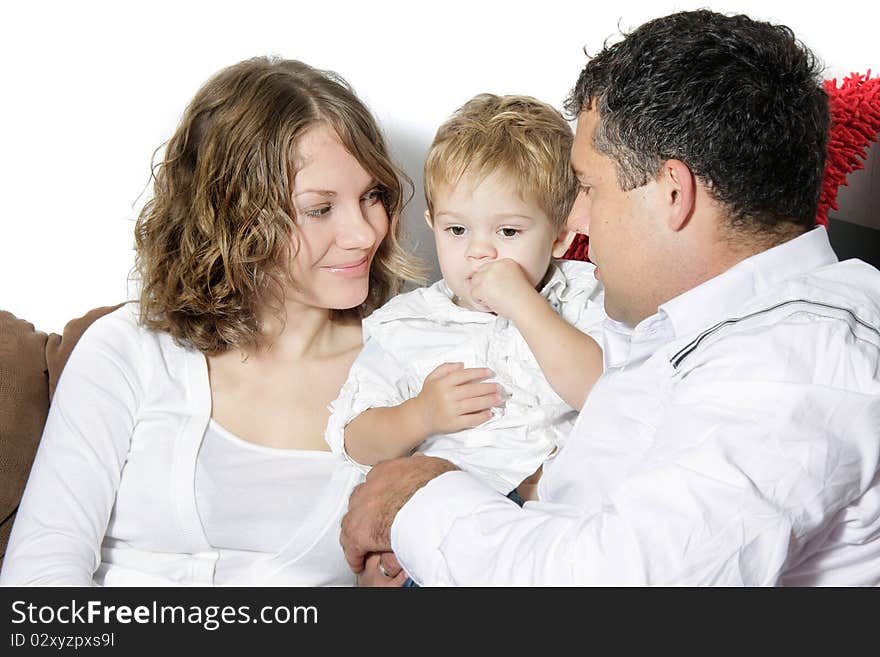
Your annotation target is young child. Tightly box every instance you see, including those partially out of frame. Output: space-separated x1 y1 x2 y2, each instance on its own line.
325 93 605 502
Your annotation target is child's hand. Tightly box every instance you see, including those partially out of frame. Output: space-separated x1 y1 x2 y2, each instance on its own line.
469 258 540 319
412 362 501 436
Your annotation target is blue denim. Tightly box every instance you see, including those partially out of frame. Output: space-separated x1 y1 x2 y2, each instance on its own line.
401 488 526 587
505 488 527 507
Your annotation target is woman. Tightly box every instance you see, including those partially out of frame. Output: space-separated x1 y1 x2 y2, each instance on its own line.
0 57 420 586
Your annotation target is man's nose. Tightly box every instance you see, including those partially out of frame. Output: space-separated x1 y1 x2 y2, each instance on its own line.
565 188 591 236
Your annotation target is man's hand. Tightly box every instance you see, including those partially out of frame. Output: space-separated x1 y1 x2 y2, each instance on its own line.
341 454 459 573
411 362 501 436
358 552 408 587
469 258 541 319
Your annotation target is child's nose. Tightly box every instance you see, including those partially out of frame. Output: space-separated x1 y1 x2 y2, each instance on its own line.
465 238 496 260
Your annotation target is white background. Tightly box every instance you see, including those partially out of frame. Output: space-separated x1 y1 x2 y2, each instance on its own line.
2 0 877 332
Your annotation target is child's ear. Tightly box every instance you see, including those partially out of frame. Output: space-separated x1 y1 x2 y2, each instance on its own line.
424 210 434 229
551 228 575 258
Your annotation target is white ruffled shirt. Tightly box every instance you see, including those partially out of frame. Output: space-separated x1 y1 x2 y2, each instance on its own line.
326 260 606 493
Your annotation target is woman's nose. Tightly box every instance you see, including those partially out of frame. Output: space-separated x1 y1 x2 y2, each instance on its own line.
337 205 378 250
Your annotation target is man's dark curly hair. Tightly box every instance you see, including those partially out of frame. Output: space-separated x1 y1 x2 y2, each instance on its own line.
564 10 830 232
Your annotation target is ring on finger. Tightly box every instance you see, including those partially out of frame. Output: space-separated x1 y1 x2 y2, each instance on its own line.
377 558 394 578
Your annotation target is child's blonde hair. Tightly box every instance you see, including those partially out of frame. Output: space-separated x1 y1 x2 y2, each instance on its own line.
424 93 578 229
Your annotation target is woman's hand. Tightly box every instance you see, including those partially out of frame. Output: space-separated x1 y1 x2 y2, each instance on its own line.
516 464 544 502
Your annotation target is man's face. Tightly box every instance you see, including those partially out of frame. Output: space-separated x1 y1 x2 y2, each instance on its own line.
568 110 668 327
429 170 563 312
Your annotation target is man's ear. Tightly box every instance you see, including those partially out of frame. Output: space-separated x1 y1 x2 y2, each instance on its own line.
661 159 696 232
551 227 575 258
424 210 434 229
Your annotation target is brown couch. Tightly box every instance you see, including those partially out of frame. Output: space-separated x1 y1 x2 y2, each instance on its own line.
0 304 123 568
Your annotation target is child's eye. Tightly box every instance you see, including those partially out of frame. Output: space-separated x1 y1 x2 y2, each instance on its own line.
498 227 520 238
303 205 332 219
361 187 385 206
447 225 467 237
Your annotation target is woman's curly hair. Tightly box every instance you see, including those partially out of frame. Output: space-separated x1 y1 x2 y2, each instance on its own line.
134 57 422 354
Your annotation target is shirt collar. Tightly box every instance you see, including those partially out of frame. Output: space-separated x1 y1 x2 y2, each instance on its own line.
657 226 839 341
539 261 572 311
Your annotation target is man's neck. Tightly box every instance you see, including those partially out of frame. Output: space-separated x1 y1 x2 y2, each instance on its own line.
630 220 807 328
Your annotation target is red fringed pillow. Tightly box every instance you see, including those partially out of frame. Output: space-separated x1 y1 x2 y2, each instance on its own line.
562 231 590 261
562 72 880 261
818 72 880 226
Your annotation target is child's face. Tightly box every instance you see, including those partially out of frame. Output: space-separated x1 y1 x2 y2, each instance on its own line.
428 170 566 312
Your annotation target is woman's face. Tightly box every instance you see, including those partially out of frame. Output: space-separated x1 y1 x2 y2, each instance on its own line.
287 123 389 311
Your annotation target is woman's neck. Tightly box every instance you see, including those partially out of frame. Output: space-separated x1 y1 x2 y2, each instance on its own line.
206 300 363 452
253 301 340 361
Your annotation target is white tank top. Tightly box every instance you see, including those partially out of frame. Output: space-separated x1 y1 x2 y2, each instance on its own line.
195 419 342 585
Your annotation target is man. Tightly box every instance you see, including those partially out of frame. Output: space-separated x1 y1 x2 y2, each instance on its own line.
341 10 880 585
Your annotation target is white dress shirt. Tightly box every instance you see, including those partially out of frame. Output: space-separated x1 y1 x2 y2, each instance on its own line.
391 227 880 585
325 260 606 493
1 305 362 586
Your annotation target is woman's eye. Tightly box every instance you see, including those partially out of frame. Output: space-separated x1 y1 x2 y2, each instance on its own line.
304 205 331 219
447 226 466 236
499 227 520 238
361 187 384 206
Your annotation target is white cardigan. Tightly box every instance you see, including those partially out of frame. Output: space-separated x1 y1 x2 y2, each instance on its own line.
1 305 362 586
